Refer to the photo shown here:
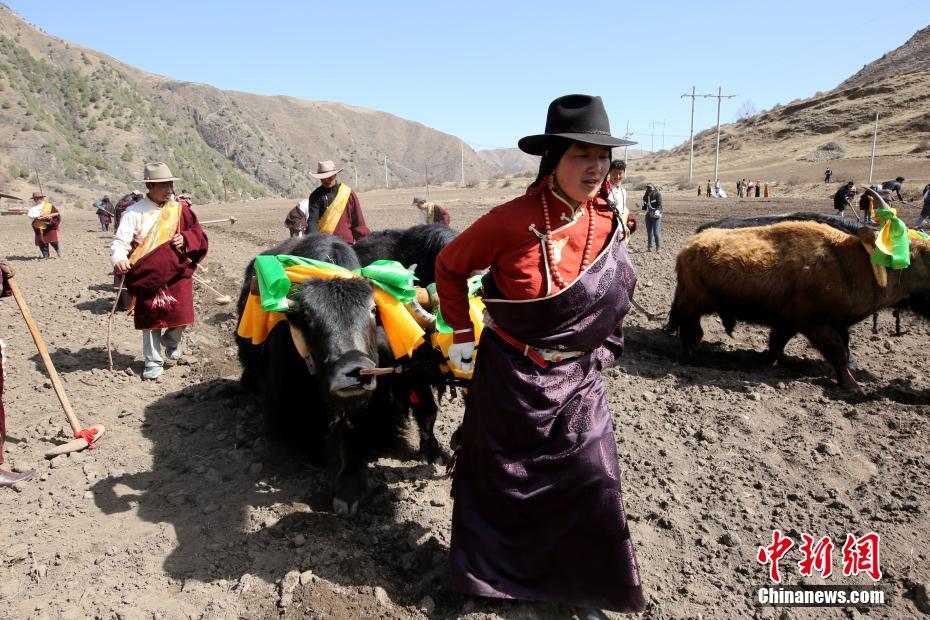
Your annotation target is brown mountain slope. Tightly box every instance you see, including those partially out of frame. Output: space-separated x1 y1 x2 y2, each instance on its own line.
636 26 930 188
840 25 930 89
0 5 492 202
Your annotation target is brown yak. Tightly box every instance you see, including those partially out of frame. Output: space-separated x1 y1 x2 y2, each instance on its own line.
665 211 930 391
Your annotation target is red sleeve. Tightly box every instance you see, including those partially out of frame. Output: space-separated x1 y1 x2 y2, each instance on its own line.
349 192 370 242
435 207 515 343
179 206 209 271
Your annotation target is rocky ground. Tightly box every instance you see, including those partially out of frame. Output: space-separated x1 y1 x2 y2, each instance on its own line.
0 185 928 620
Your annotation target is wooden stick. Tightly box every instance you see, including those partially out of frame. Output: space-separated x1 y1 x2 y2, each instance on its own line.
8 278 105 454
107 275 125 371
192 274 232 303
199 217 238 225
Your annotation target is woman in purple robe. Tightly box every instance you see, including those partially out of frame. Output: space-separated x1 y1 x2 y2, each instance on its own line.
435 95 646 616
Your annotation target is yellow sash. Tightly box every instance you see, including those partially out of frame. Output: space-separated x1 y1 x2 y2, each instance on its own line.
236 264 425 360
318 184 352 234
129 200 181 265
32 201 52 232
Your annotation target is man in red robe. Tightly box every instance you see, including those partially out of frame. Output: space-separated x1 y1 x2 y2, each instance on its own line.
28 191 61 259
111 163 208 380
305 160 369 244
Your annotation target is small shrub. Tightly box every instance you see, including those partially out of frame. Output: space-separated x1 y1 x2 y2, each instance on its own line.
910 140 930 154
73 200 84 209
0 101 9 109
818 141 844 152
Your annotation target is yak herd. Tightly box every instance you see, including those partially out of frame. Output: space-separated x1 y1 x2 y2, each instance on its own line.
233 189 929 513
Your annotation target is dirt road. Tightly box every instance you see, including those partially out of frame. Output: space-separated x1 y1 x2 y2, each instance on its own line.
1 186 927 619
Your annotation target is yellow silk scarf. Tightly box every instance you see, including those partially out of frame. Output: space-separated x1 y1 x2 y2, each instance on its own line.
236 263 425 360
317 184 352 235
129 200 181 265
32 201 52 233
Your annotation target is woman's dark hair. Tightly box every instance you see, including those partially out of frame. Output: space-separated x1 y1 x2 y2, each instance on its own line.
530 137 573 187
610 159 626 171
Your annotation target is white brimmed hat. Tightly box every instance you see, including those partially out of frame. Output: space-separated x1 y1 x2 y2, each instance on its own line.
139 162 180 183
310 160 343 180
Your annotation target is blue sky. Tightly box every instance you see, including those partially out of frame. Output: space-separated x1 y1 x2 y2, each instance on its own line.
8 1 929 151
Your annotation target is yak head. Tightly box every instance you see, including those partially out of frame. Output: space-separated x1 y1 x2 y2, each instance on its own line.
285 277 380 406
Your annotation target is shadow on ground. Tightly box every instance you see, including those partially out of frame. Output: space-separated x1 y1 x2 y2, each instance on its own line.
89 378 511 618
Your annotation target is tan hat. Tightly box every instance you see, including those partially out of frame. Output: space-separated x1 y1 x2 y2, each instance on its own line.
309 160 343 180
0 181 22 201
31 191 46 200
139 162 180 183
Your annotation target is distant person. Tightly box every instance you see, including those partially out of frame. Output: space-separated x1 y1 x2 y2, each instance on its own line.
0 260 35 488
705 179 712 197
27 191 61 259
763 182 769 198
735 180 741 197
824 168 833 183
305 160 369 245
859 186 876 223
881 176 906 201
642 183 663 252
284 198 310 237
176 190 192 208
608 159 632 244
95 195 114 232
112 163 209 380
833 181 856 217
755 180 761 198
914 184 930 228
412 197 451 225
746 180 754 197
714 179 721 196
697 184 701 196
114 190 143 230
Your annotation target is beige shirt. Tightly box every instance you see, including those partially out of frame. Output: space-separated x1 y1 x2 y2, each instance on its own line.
110 196 165 265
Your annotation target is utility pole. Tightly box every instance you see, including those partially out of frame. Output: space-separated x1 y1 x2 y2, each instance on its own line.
681 86 697 182
624 120 630 161
384 155 388 188
702 86 736 183
425 163 430 199
460 141 466 187
868 111 879 184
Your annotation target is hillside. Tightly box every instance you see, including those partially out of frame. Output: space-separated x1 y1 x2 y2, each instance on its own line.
0 4 493 202
635 26 930 188
475 148 539 177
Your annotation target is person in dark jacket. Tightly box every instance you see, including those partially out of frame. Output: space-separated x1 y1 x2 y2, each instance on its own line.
642 183 663 252
833 181 856 217
915 184 930 228
882 176 905 201
824 168 833 183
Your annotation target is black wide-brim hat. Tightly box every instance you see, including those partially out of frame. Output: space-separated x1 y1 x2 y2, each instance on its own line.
518 94 636 156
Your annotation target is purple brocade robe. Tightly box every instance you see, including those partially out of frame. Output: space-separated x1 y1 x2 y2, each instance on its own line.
448 222 646 613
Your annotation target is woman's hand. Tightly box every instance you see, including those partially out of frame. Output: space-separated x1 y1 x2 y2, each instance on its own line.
448 341 475 374
114 260 131 275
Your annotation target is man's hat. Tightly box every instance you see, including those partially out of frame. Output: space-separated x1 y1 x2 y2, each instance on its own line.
310 160 342 180
0 181 22 201
412 196 426 205
31 191 46 200
517 94 636 156
139 162 180 183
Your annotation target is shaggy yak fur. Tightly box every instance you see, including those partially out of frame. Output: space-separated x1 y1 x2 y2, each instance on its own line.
235 233 441 515
666 220 930 390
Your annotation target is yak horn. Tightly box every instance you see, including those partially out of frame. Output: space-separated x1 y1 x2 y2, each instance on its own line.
405 298 436 331
865 186 892 214
286 297 299 311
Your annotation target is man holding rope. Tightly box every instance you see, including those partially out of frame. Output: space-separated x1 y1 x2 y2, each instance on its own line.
111 163 208 380
28 191 61 259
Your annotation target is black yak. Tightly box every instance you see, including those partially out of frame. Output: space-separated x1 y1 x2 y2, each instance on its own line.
666 217 930 391
235 233 441 514
354 223 457 285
